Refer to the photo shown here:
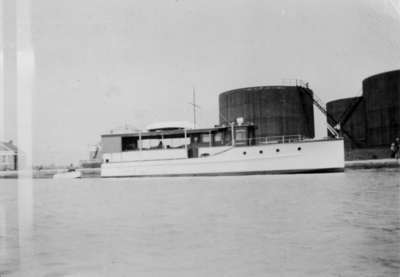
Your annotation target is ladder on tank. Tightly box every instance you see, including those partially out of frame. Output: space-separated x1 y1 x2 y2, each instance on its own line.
293 82 340 138
336 93 363 127
330 91 364 148
294 81 363 147
296 81 362 146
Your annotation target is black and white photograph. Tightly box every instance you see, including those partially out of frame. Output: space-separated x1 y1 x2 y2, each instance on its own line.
0 0 399 276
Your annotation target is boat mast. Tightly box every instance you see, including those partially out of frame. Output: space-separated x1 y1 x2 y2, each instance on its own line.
189 87 200 128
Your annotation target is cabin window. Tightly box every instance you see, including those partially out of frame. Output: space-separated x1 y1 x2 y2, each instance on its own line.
201 134 211 143
122 137 138 151
235 129 247 144
214 132 222 143
191 136 200 144
142 139 162 149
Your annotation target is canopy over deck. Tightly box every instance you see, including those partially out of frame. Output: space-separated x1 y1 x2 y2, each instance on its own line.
145 121 194 132
102 123 255 139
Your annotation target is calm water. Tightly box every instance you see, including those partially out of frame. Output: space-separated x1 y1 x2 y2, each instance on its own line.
0 169 399 276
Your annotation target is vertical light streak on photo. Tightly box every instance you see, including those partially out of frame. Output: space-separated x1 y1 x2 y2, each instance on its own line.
16 0 34 176
0 0 6 262
0 205 7 265
387 0 400 19
0 0 5 141
16 0 35 267
0 204 8 270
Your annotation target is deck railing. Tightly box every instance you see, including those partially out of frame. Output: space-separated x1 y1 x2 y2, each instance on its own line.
235 134 304 146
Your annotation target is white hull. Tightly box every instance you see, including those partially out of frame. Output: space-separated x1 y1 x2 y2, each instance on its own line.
101 139 344 177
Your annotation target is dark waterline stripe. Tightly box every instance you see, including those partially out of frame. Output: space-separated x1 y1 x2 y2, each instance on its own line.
102 167 345 178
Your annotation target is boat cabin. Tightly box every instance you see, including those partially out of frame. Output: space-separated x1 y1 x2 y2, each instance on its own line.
101 123 256 162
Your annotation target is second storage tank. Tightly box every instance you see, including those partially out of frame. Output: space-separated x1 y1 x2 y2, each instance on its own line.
219 86 315 139
326 97 366 147
363 70 400 146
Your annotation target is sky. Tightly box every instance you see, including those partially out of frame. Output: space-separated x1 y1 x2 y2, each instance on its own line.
2 0 400 165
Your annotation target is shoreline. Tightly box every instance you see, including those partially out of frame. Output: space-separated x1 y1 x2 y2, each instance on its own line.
345 158 400 169
0 168 101 179
0 159 399 179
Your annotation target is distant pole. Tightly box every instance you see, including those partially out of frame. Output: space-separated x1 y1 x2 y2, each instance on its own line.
231 122 235 146
139 131 142 151
184 128 188 153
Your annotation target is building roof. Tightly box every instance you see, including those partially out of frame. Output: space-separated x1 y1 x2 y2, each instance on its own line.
0 141 18 153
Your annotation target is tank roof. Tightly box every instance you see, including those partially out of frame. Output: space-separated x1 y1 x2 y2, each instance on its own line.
327 96 363 106
363 69 400 83
220 85 305 95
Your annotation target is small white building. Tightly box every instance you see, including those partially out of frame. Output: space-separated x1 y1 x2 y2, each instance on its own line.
0 141 18 171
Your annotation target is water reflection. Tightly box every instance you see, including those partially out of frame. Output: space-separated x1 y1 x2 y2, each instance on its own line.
0 178 34 275
17 177 33 268
1 171 400 276
0 180 19 275
0 204 7 265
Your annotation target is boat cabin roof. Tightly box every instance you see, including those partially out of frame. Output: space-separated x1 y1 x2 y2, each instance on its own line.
102 123 255 139
145 121 193 132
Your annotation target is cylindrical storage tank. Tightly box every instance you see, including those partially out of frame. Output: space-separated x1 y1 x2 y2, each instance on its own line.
326 97 366 147
219 86 315 139
363 70 400 146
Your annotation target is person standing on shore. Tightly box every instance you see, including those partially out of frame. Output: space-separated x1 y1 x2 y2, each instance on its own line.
390 142 396 158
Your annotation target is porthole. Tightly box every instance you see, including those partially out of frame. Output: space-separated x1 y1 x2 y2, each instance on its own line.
243 151 247 155
276 149 280 153
105 159 109 163
297 147 302 151
259 150 263 154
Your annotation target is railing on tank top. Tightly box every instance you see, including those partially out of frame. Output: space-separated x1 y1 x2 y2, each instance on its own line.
281 78 308 88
